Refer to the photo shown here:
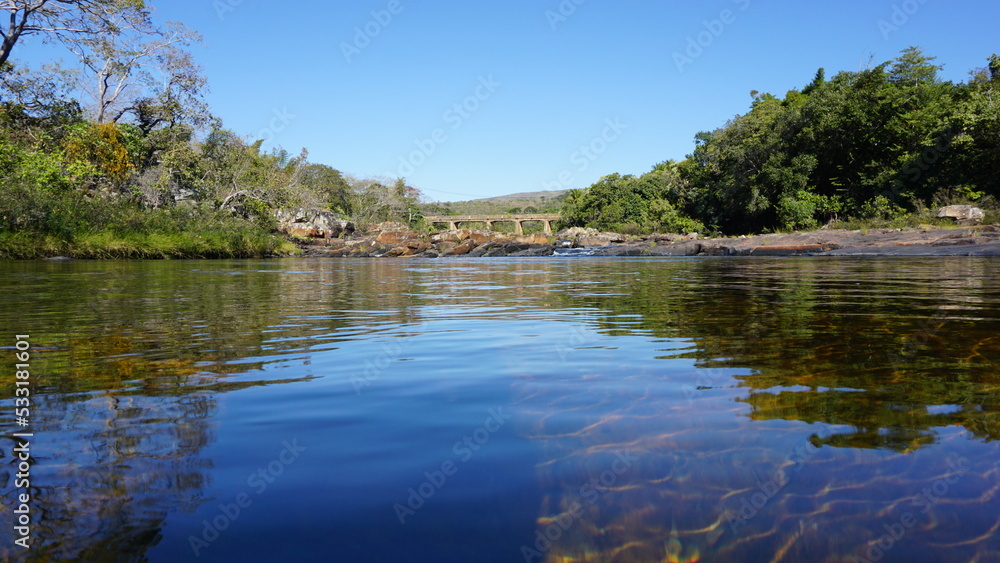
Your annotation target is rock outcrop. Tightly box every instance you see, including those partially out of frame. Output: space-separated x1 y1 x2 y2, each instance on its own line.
937 205 986 225
274 208 355 239
296 224 1000 258
303 228 555 258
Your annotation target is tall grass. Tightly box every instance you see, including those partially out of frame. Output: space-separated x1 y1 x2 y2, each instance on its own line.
0 182 298 259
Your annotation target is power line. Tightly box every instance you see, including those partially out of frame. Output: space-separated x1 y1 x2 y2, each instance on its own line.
419 187 489 200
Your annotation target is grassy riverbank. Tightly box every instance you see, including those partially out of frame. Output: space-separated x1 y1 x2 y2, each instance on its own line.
0 188 297 259
0 230 297 260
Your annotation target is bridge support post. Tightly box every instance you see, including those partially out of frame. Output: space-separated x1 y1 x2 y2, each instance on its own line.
515 221 524 235
543 220 552 234
449 221 458 230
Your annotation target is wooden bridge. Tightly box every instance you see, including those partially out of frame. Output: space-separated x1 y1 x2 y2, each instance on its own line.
423 214 561 235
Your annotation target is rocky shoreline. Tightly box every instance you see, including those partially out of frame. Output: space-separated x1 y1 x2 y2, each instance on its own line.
293 224 1000 258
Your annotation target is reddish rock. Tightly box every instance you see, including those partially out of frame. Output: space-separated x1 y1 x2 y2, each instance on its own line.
434 241 457 254
287 227 321 238
446 239 479 255
384 246 417 257
307 238 346 248
405 241 430 253
377 231 421 245
430 230 464 244
468 231 493 244
430 229 491 244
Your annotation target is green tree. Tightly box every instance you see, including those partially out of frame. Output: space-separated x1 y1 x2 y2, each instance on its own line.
348 176 422 227
298 163 352 214
678 47 959 233
942 54 1000 199
201 128 305 221
889 46 942 85
559 163 704 234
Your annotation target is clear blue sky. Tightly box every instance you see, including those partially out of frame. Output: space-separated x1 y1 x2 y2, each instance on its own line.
21 0 1000 201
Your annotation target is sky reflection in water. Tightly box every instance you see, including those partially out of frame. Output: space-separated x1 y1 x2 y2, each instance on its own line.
0 257 998 562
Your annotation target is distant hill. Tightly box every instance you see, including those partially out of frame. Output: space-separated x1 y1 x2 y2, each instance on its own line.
420 190 569 216
470 190 570 203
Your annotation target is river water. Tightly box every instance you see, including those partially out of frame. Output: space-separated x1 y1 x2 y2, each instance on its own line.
1 257 998 562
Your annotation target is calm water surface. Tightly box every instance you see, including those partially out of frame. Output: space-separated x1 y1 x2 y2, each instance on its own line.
1 257 999 562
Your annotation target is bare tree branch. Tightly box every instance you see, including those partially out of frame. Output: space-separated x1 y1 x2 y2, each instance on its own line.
0 1 141 68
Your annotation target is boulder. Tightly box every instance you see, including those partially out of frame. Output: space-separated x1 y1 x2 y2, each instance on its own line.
376 231 421 245
649 233 687 243
274 208 355 238
384 246 417 257
509 245 555 257
557 227 598 237
434 241 457 254
512 233 550 245
445 239 479 255
430 229 495 244
467 230 494 244
306 238 347 248
171 187 198 204
591 245 643 256
645 242 702 256
575 233 627 247
466 245 491 257
495 241 530 255
430 230 464 243
937 205 986 225
405 240 431 253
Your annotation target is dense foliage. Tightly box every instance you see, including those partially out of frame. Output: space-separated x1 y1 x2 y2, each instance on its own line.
561 48 1000 235
0 1 421 258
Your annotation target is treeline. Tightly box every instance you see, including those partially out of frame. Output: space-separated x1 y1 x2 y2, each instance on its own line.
421 192 567 217
0 0 419 259
561 48 1000 235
